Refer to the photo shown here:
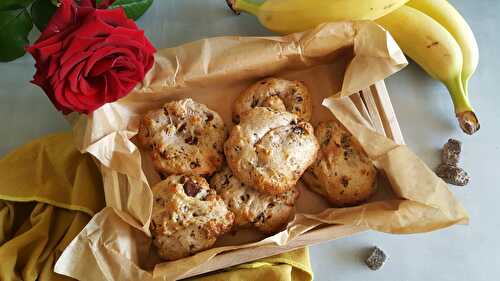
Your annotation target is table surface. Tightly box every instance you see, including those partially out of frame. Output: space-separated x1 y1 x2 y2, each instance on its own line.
1 1 499 280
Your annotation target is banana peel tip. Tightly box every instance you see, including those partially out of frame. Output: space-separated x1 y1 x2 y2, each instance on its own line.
226 0 240 15
457 111 480 135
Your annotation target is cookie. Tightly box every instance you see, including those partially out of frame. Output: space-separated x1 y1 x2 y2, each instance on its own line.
232 78 312 123
138 98 225 176
224 107 319 195
210 166 299 234
150 175 234 261
302 120 377 206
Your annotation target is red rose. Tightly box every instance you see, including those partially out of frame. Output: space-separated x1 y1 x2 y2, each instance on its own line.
27 0 156 114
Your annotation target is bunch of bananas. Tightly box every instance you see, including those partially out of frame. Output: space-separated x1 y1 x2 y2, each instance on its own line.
227 0 479 135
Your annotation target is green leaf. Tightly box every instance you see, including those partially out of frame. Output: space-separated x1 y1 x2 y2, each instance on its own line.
49 0 59 6
0 8 33 62
109 0 153 20
31 0 57 31
0 0 35 11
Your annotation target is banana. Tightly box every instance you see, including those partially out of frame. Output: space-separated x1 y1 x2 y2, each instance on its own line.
376 6 479 134
407 0 479 96
226 0 410 34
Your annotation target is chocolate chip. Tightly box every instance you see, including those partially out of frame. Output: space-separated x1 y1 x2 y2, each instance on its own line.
260 81 267 84
185 136 198 145
296 96 303 102
190 161 201 169
290 120 297 126
322 132 332 146
267 202 275 208
177 123 186 132
233 115 240 124
183 179 201 197
222 175 231 186
255 212 265 223
180 176 187 184
251 98 259 108
206 113 214 122
344 151 350 161
341 176 350 187
292 126 305 135
240 194 250 202
340 134 351 149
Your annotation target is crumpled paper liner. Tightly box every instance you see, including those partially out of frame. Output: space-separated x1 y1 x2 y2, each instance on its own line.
54 21 468 280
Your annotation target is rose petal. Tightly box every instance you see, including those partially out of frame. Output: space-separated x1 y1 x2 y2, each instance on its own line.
60 36 101 64
67 61 86 94
85 47 136 76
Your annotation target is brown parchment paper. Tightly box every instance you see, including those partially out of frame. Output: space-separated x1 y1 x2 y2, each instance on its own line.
54 21 468 281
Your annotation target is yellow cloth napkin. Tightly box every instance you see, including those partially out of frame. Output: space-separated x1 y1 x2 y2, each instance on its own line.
0 132 105 281
0 132 313 281
188 248 313 281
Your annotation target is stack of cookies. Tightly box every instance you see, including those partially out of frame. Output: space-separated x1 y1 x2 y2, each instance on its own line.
138 78 378 261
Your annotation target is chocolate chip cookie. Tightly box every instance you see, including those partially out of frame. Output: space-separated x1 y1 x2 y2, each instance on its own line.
150 175 234 261
232 78 312 123
224 107 319 195
138 98 225 176
302 120 377 206
210 166 299 234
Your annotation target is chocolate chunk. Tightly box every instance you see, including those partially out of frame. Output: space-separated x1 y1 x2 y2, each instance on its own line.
341 176 350 187
240 194 250 202
190 161 201 169
183 180 201 197
206 113 214 122
222 174 231 186
251 98 259 108
180 176 187 184
340 134 351 149
435 164 470 186
365 247 387 271
185 136 198 145
254 212 265 223
292 126 305 135
177 123 186 132
442 138 462 166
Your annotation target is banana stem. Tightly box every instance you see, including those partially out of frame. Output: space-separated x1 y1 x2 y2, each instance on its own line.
226 0 262 15
445 76 480 135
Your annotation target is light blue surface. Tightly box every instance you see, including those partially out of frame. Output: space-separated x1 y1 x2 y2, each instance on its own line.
1 1 499 280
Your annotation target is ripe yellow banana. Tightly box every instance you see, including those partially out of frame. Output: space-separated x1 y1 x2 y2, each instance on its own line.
376 6 479 134
407 0 479 96
226 0 410 34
